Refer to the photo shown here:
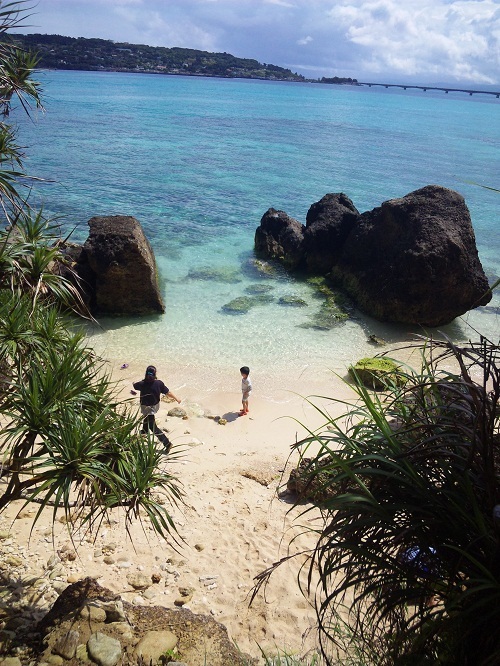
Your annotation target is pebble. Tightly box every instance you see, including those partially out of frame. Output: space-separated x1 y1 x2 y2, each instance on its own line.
194 543 205 551
15 509 32 519
75 645 88 661
53 581 69 595
134 630 178 663
132 596 145 606
49 565 66 580
110 622 133 640
87 632 122 666
126 572 151 590
103 556 115 565
46 555 60 570
80 605 107 623
53 629 79 660
174 595 191 607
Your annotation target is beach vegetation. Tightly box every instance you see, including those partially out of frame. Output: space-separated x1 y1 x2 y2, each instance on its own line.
255 336 500 665
254 645 322 665
0 1 183 543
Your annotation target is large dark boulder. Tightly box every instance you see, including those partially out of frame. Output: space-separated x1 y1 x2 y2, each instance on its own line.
254 208 305 270
304 193 360 273
335 185 491 326
254 185 491 326
78 215 165 315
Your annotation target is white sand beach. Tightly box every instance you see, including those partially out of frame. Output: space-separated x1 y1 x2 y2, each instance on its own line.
0 345 427 662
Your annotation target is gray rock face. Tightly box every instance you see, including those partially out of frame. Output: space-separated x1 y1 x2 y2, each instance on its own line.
254 208 305 270
255 185 491 326
80 215 165 315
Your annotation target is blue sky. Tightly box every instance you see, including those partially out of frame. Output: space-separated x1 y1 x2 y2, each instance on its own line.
19 0 500 83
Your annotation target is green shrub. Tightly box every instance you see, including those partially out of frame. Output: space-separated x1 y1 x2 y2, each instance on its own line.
256 337 500 665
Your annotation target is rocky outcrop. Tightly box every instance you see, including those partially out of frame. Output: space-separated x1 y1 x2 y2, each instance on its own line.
254 208 304 270
69 215 165 316
303 193 360 273
35 578 256 666
255 186 491 326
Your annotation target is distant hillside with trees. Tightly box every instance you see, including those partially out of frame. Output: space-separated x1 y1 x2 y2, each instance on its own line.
8 33 309 81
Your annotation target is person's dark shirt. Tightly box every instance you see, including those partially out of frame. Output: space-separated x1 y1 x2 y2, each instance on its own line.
133 378 169 406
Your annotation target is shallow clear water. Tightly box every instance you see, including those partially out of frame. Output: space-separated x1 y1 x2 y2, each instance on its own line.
16 71 500 395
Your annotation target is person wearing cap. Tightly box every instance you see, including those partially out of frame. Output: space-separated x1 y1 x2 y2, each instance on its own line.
133 365 181 452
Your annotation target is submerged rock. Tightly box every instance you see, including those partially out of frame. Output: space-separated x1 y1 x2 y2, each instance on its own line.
221 296 255 314
300 297 349 330
221 293 274 314
187 266 241 283
245 284 274 295
243 257 280 278
278 295 308 307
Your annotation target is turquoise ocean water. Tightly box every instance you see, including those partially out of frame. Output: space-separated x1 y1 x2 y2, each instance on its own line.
16 71 500 396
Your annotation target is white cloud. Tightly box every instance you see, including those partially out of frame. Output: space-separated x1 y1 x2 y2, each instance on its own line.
326 0 500 82
22 0 500 83
264 0 296 6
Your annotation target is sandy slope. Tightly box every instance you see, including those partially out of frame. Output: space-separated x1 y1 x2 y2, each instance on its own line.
2 358 357 663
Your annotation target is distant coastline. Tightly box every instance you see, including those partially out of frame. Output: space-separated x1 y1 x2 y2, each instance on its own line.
8 33 355 85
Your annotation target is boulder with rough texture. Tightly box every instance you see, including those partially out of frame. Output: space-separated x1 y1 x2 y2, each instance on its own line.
335 185 491 325
255 185 491 326
303 192 360 273
36 578 257 666
79 215 165 315
254 208 305 269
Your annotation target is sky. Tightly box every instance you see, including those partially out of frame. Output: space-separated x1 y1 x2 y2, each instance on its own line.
17 0 500 84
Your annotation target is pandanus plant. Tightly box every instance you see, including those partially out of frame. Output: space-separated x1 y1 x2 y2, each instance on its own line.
255 336 500 665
